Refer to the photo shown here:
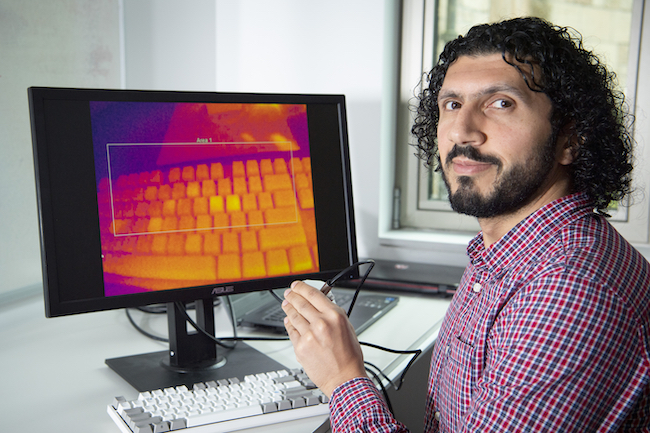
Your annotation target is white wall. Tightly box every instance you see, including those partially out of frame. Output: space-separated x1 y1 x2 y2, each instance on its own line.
0 0 121 295
211 1 388 262
123 0 216 91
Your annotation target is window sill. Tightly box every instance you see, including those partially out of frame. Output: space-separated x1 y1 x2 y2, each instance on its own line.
380 227 650 263
378 227 474 251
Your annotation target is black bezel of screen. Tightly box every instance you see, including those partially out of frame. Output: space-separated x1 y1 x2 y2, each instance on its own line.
29 87 358 317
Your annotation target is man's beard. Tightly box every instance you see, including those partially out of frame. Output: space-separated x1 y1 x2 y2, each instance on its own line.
440 137 557 219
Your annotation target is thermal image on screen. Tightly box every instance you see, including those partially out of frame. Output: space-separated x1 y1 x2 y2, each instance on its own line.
90 101 317 296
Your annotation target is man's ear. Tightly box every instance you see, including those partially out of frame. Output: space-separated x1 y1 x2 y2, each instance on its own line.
556 123 580 166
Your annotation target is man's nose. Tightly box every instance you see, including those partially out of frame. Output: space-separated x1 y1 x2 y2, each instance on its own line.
446 107 486 146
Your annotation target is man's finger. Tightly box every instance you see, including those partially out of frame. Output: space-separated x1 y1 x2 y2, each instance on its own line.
288 280 340 313
281 295 314 335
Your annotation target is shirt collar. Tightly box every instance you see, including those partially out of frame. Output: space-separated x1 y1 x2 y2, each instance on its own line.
467 192 595 272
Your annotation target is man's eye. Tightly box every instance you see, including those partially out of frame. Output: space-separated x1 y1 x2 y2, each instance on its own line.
443 101 460 110
490 99 512 108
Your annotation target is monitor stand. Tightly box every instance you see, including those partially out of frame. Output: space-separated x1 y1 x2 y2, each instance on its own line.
106 298 287 392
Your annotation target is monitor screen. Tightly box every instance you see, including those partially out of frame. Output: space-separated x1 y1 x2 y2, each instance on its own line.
30 87 357 316
29 87 358 389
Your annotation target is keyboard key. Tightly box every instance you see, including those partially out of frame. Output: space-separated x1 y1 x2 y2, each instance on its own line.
209 196 225 214
186 181 201 198
273 189 297 208
258 192 274 210
231 211 247 229
263 174 292 191
273 158 288 174
210 162 224 180
242 194 258 212
103 255 218 280
222 232 239 254
169 167 181 183
266 249 290 276
260 159 273 176
246 160 260 177
193 197 209 216
290 157 304 173
242 252 266 278
177 198 192 216
225 195 241 213
258 225 307 251
264 207 298 225
186 404 263 427
218 254 241 280
233 177 247 195
232 161 245 177
249 176 263 193
182 166 195 182
203 233 221 255
172 183 186 200
196 164 210 181
240 231 258 252
202 179 216 197
218 178 232 196
288 245 314 272
298 188 314 209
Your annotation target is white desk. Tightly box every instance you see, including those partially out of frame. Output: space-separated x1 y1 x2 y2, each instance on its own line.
0 287 450 432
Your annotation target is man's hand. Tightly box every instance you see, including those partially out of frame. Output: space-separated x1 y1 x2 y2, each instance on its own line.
282 281 367 397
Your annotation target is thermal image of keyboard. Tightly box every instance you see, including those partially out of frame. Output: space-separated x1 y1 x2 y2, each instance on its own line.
97 156 318 294
107 367 329 432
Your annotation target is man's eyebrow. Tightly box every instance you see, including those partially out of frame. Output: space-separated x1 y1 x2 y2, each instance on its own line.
438 84 530 103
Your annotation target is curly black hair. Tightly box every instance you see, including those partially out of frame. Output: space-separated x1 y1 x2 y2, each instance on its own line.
412 16 634 214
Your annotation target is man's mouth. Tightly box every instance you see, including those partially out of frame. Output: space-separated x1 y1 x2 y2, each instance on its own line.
451 157 494 175
444 145 502 176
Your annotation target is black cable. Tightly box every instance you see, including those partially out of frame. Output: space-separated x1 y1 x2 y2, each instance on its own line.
125 298 232 347
365 363 394 414
268 289 284 304
325 259 375 288
364 360 393 389
125 308 168 342
344 260 375 317
266 260 376 317
360 341 422 391
135 304 167 314
173 301 290 345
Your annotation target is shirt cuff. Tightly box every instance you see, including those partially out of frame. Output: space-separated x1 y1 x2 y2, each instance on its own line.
329 376 396 432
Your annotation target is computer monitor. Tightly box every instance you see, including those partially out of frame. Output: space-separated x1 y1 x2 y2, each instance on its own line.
28 87 358 391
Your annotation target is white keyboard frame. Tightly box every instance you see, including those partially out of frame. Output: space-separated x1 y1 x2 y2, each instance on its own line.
107 402 329 433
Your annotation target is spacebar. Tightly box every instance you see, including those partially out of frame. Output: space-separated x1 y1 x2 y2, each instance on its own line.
186 405 264 427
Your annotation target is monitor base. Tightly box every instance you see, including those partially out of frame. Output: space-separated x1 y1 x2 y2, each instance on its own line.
106 342 286 392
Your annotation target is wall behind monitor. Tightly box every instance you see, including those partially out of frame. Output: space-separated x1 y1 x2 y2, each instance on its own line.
0 0 121 296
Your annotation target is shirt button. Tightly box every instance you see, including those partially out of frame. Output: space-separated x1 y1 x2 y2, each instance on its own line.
472 283 482 293
435 411 441 421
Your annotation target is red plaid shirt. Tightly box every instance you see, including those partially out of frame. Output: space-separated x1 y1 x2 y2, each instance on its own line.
330 193 650 432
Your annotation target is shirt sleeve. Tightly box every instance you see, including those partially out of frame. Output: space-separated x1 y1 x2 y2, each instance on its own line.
329 377 410 433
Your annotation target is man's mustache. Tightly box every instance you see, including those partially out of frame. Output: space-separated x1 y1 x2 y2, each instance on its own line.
445 145 502 169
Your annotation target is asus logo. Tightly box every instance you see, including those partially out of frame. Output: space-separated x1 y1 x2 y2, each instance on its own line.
211 285 234 295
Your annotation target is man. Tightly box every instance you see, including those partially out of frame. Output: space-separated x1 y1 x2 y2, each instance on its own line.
282 17 650 432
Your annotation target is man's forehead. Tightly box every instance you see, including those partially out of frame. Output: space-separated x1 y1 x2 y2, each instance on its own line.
440 53 538 98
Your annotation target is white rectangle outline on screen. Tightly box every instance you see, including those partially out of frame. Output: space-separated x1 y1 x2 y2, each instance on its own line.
105 141 299 237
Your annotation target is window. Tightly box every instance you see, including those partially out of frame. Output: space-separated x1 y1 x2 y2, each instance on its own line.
382 0 650 245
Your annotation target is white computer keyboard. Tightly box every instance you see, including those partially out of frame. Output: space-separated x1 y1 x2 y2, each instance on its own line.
107 368 329 432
